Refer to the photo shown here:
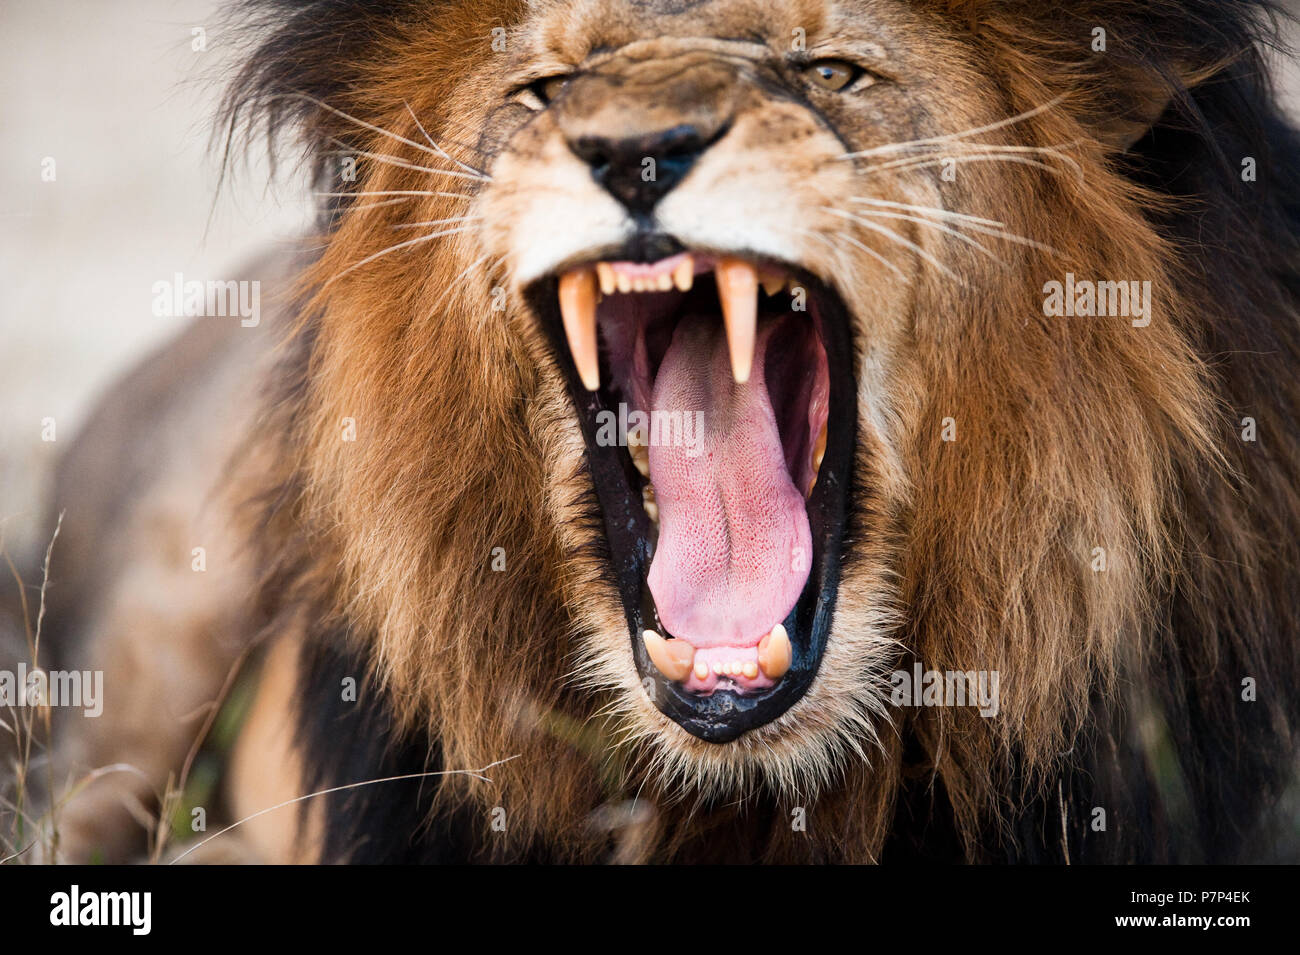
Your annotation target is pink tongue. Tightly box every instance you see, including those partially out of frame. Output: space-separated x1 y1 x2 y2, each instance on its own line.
646 314 811 649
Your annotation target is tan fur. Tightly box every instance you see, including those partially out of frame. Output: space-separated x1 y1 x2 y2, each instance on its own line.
226 633 323 864
234 0 1235 860
41 0 1298 862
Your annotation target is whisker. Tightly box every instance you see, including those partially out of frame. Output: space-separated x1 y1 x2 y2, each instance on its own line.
860 145 1083 182
348 197 416 211
846 199 1056 253
823 208 962 282
800 228 907 280
314 190 474 201
930 218 1058 255
323 226 476 287
830 207 1002 263
328 141 489 183
403 99 490 178
391 215 484 230
848 196 1006 228
857 140 1081 163
839 95 1068 161
275 92 492 180
860 153 1077 183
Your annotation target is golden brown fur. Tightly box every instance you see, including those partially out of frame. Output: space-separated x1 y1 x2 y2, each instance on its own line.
33 0 1300 863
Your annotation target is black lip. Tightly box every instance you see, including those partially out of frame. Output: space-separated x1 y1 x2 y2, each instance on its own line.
528 238 857 743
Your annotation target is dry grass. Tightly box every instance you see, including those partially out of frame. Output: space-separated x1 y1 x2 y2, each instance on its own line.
1 513 64 862
0 513 251 864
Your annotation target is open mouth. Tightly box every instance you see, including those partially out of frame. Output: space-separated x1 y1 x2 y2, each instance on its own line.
527 239 856 742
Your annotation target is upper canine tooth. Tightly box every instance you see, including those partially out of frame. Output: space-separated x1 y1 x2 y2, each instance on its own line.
643 630 695 682
673 255 695 292
716 257 758 385
760 270 783 297
758 623 792 679
558 268 600 391
596 263 616 296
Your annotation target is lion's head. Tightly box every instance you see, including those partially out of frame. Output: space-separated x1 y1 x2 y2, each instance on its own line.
230 0 1300 861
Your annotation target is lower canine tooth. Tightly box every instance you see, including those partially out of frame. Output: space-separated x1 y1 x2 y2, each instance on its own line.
758 624 792 679
558 268 600 391
643 630 696 682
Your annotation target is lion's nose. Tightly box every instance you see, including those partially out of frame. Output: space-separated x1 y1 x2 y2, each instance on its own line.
570 123 721 216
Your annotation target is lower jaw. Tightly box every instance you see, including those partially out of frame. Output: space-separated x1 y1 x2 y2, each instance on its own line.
527 263 858 744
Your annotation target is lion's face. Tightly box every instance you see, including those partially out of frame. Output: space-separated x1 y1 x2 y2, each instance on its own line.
293 0 1204 809
472 0 1008 755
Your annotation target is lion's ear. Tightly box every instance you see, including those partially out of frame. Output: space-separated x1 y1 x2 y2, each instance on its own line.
1093 61 1219 151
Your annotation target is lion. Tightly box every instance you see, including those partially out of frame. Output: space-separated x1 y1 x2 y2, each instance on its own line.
28 0 1300 863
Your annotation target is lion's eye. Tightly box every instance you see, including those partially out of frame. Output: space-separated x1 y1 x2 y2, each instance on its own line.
531 74 572 105
803 59 862 92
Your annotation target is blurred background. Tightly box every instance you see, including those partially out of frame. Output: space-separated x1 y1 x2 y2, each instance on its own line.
0 0 313 571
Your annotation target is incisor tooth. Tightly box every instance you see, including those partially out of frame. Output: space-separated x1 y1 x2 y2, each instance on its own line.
758 623 792 679
694 661 710 680
596 263 616 296
643 630 695 682
716 257 758 384
558 268 600 391
617 272 632 294
743 662 759 679
657 273 673 292
673 256 695 292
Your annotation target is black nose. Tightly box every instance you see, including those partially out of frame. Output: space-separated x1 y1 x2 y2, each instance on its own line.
571 124 718 216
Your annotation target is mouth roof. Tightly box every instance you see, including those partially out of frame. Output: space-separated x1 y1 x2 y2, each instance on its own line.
533 242 855 742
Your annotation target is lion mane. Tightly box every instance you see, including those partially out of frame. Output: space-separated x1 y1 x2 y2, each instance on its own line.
216 0 1300 863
